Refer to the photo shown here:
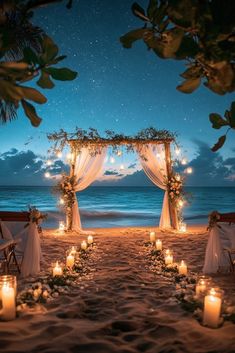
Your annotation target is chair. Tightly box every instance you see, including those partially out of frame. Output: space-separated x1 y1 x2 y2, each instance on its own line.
0 211 30 274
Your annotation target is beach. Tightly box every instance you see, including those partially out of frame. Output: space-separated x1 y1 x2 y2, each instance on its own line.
1 225 235 353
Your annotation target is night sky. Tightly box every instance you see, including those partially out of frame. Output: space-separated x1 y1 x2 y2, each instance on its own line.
0 0 234 186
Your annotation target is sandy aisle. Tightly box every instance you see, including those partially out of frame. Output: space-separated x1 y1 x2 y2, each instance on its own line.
0 226 235 353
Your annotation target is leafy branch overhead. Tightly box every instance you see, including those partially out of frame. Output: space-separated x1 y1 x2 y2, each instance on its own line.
0 0 77 127
120 0 235 151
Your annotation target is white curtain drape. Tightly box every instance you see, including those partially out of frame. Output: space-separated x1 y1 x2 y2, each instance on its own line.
71 147 107 232
137 144 171 229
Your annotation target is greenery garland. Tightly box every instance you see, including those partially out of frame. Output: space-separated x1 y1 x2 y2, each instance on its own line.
47 127 176 156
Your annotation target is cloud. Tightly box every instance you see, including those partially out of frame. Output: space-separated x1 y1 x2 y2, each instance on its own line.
0 149 68 186
179 140 235 186
104 170 119 176
128 163 137 169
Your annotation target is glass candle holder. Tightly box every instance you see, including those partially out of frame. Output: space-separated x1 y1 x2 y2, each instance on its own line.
195 275 212 298
0 275 17 321
164 249 173 265
81 240 88 251
66 250 75 268
52 261 63 277
203 287 224 328
155 239 162 251
149 231 156 243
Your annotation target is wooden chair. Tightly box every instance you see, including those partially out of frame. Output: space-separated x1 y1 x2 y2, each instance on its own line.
0 211 30 274
216 212 235 272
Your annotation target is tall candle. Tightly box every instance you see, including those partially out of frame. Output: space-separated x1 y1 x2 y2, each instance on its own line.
81 240 87 250
1 284 16 321
165 254 173 265
155 239 162 251
178 260 187 275
66 254 74 268
150 231 156 242
70 246 77 256
53 261 62 277
87 235 94 245
203 288 222 328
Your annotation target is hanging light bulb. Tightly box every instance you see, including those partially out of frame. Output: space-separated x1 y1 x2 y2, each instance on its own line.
59 198 65 205
186 167 193 174
44 172 51 178
181 158 187 165
56 151 62 158
178 199 184 208
110 156 115 164
175 147 181 156
46 159 52 166
120 164 125 170
117 150 122 156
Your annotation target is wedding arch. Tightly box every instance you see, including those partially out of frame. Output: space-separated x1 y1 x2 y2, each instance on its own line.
48 128 183 232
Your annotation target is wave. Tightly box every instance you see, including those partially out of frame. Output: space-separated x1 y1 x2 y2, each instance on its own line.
80 209 155 219
184 214 208 220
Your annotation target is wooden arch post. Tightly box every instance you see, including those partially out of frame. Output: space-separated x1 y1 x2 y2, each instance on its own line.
164 142 179 230
67 143 77 231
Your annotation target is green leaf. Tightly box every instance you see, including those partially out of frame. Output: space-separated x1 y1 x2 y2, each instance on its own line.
21 100 42 127
131 2 149 21
209 113 228 129
21 86 47 104
177 77 201 93
211 135 226 152
37 71 55 89
23 47 39 64
230 101 235 128
45 67 77 81
41 35 59 63
120 28 150 48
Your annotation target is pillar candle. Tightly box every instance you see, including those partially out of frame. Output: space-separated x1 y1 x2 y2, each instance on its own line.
178 260 187 275
66 254 74 268
53 261 62 277
1 284 16 321
165 254 173 265
81 240 87 250
155 239 162 251
87 235 94 245
150 231 156 242
70 246 77 256
203 288 222 328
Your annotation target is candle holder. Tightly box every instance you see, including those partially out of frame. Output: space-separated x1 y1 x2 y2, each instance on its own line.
52 261 63 277
81 240 88 251
149 231 156 243
0 275 17 321
155 239 162 251
164 249 173 265
66 250 75 269
203 287 224 328
87 235 94 245
195 275 212 299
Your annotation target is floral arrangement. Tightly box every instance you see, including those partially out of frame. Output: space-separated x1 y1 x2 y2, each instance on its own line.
29 206 47 225
55 174 77 226
167 173 183 201
208 211 221 230
144 242 235 326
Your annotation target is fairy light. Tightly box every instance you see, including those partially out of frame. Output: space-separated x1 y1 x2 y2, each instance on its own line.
156 153 161 158
178 199 184 208
56 151 62 158
110 156 115 164
59 198 65 205
186 167 193 174
44 172 51 178
175 147 181 156
181 158 187 165
66 152 72 160
46 160 52 166
117 150 122 156
120 164 125 170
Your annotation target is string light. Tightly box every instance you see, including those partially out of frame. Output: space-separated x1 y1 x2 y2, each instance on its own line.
181 158 187 165
117 150 122 156
156 153 161 158
178 199 184 208
66 152 74 160
46 160 52 166
56 151 62 158
110 156 115 164
44 172 51 178
59 198 65 205
175 147 181 156
120 164 125 170
186 167 193 174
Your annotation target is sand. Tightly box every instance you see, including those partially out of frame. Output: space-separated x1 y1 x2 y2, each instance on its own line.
0 225 235 353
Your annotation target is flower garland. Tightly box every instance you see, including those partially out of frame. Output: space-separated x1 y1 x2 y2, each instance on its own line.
17 242 97 312
144 242 235 326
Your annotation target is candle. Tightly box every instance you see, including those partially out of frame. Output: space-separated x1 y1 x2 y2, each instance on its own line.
59 221 65 234
87 235 94 245
70 246 77 256
195 276 211 297
178 260 187 275
155 239 162 251
53 261 62 277
81 240 88 250
179 223 187 233
1 284 16 321
165 254 173 265
150 231 156 242
203 288 222 328
66 254 74 268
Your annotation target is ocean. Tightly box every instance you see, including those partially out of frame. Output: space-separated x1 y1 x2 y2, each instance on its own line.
0 186 234 229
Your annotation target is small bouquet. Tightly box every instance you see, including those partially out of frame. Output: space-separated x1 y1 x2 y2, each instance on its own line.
29 206 47 225
208 210 221 230
167 173 183 201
